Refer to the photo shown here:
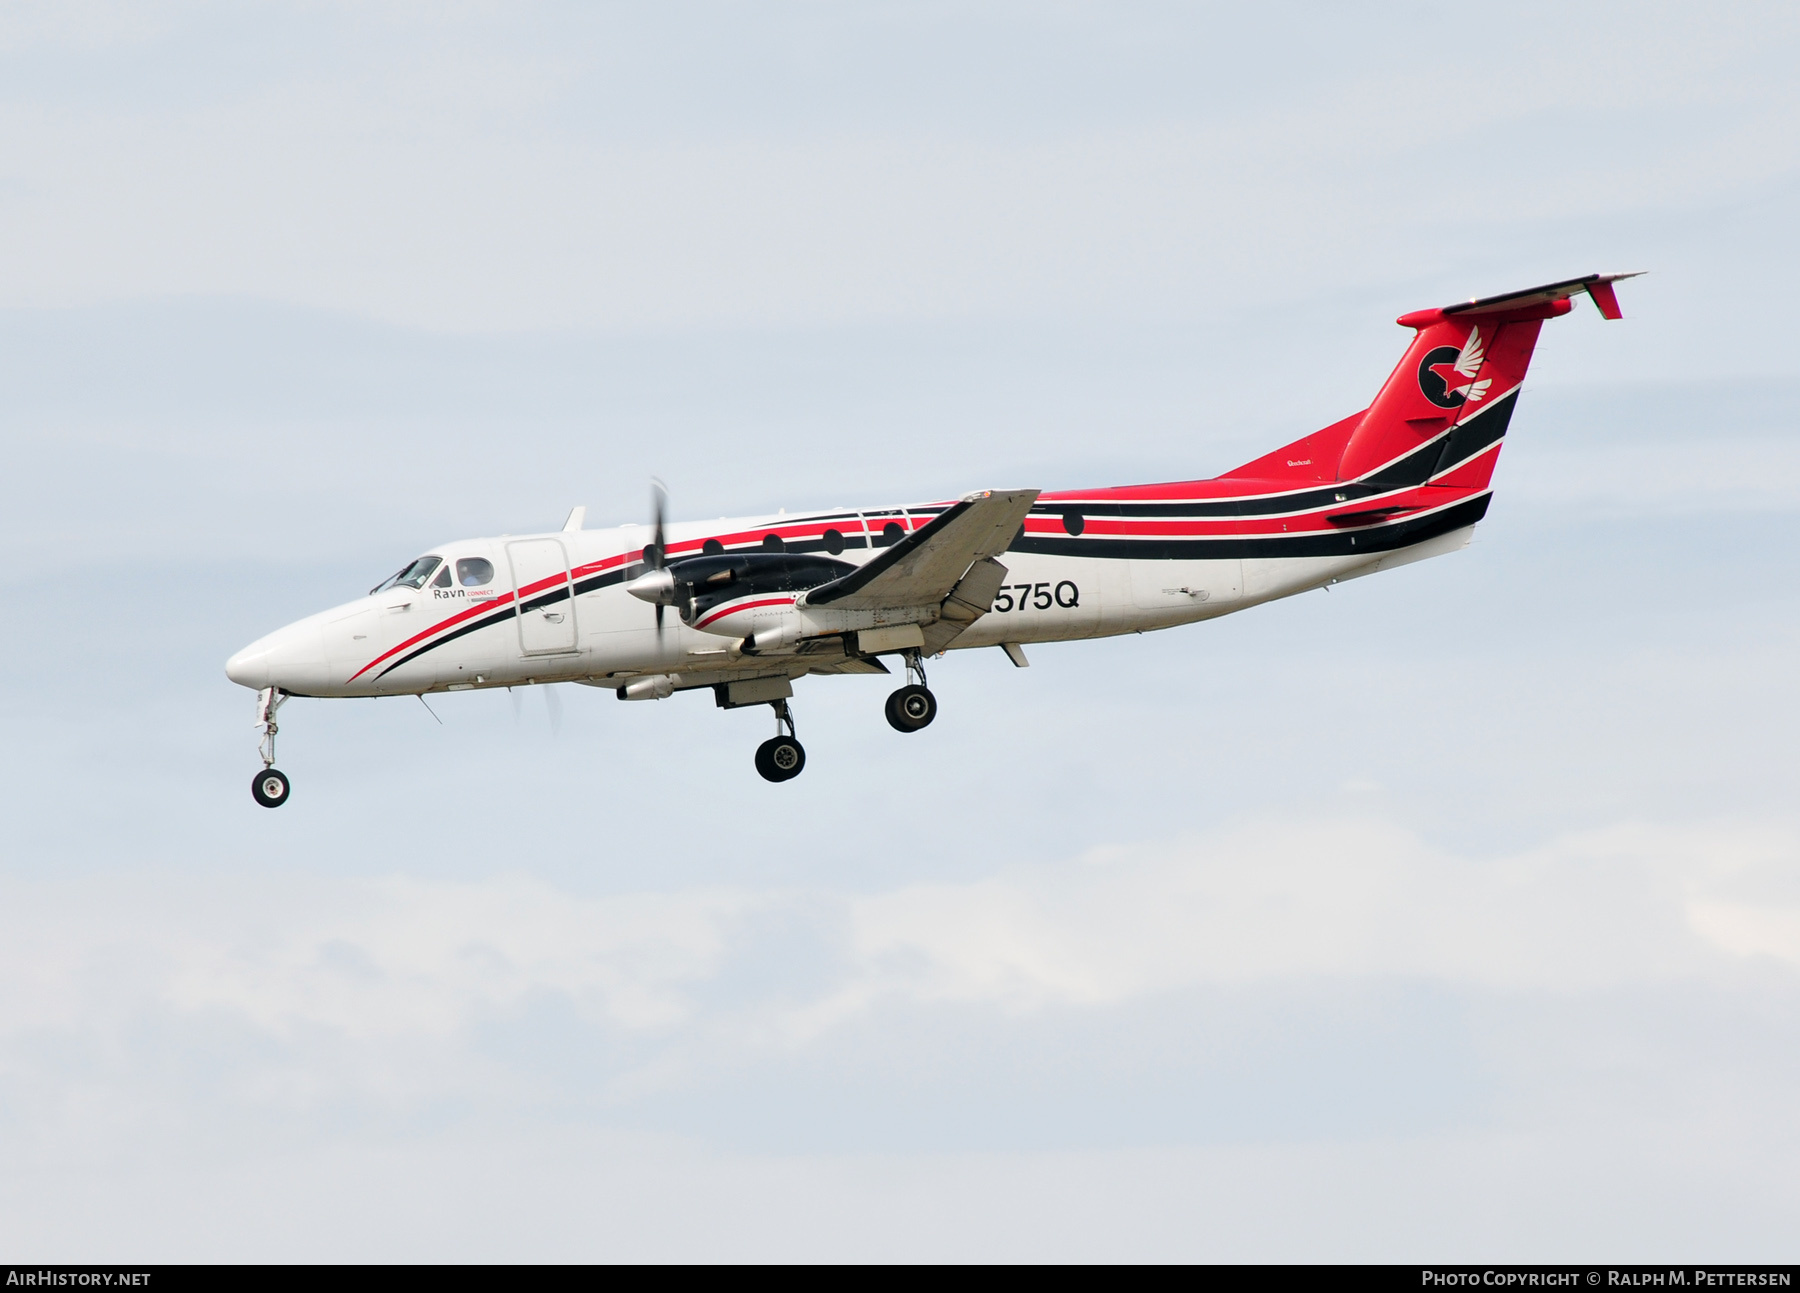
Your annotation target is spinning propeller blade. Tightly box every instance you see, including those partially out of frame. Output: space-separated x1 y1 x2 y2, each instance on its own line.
650 478 668 638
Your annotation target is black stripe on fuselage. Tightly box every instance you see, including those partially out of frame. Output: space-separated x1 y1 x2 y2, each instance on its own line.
1032 487 1383 519
372 470 1500 682
1427 390 1517 478
1011 493 1491 561
1031 391 1517 517
372 567 629 680
779 534 870 555
1364 391 1519 489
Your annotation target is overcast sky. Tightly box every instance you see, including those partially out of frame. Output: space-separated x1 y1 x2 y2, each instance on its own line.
2 0 1797 1261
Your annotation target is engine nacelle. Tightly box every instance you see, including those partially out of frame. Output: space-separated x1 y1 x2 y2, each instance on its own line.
616 674 676 701
742 621 801 655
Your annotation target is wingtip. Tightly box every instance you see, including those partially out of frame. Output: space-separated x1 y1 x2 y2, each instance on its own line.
960 487 1043 503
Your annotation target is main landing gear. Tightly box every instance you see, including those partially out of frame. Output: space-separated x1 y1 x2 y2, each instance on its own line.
251 686 292 808
754 698 806 783
748 649 937 783
884 649 937 733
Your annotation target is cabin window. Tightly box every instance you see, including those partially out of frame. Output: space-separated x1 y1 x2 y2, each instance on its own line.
761 533 785 552
456 557 496 587
823 528 845 555
702 539 725 555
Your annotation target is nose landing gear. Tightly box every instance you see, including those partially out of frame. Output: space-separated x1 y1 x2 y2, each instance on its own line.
252 767 291 807
251 687 292 808
754 698 806 782
885 649 938 732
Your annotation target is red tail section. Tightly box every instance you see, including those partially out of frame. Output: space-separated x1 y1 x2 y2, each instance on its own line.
1334 312 1547 484
1224 273 1640 489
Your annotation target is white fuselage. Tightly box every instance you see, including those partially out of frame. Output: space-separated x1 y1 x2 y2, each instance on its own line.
225 497 1478 701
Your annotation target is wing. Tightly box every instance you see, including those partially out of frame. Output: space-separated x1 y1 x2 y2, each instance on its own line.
1454 325 1485 378
804 489 1039 612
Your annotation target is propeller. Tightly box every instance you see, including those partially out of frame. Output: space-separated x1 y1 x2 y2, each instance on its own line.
625 489 749 631
625 478 684 637
650 478 667 639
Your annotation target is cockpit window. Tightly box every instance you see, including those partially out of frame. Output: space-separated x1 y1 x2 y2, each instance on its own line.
431 564 453 588
457 557 495 587
371 555 443 594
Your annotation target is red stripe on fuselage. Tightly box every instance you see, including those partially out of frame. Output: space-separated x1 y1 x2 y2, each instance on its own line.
347 551 638 683
694 596 797 631
346 590 519 682
345 462 1494 683
1020 482 1473 539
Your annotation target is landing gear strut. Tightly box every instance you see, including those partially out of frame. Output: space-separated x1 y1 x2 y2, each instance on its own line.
885 649 937 733
754 698 806 782
251 687 292 808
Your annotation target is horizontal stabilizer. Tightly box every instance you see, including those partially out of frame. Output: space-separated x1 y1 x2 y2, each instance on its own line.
1400 273 1644 328
1231 272 1639 489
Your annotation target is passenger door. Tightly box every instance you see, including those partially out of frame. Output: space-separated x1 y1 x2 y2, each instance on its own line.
507 538 578 655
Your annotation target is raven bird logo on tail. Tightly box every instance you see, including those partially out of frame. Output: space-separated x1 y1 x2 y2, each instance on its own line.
1418 326 1491 409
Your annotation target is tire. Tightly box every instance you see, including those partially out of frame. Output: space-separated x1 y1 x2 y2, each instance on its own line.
754 736 806 782
885 684 937 733
251 768 291 808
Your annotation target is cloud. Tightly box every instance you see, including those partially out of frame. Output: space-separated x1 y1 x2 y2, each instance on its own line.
809 819 1799 1023
0 871 757 1061
3 814 1797 1257
3 816 1792 1104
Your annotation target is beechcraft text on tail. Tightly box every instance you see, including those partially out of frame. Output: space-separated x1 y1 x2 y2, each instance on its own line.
226 273 1641 805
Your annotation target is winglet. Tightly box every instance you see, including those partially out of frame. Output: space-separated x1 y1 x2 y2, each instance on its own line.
1585 279 1625 320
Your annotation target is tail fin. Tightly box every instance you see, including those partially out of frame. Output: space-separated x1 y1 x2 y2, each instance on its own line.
1335 273 1641 486
1224 273 1641 488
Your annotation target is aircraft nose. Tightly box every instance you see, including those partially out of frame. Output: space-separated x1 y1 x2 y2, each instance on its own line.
226 621 329 693
226 641 273 689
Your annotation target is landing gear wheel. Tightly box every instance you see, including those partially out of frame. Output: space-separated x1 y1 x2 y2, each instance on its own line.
249 688 292 806
251 767 291 808
885 684 937 733
755 736 806 782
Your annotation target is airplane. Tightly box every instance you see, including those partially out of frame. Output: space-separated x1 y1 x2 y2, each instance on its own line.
226 272 1639 805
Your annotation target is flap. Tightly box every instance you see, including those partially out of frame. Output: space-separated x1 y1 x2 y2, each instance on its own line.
808 657 892 676
920 556 1011 655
